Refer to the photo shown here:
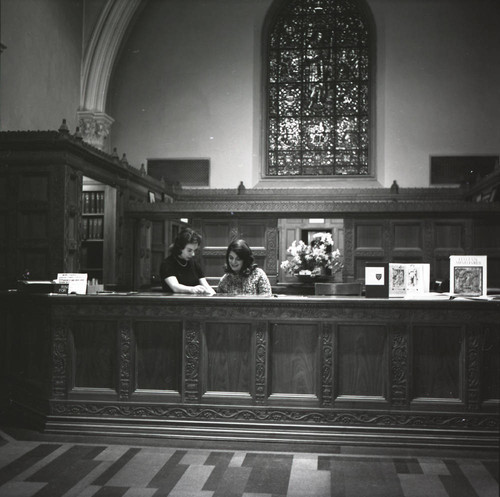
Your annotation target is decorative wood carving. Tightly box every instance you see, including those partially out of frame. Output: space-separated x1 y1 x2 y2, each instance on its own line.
119 319 132 401
321 323 334 407
390 328 409 407
184 320 201 402
49 401 498 431
52 318 69 400
255 322 267 404
3 293 499 449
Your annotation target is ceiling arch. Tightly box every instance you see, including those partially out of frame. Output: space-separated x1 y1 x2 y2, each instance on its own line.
80 0 145 113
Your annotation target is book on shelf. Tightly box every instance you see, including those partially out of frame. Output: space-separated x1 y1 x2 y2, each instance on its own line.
389 263 430 297
449 255 487 297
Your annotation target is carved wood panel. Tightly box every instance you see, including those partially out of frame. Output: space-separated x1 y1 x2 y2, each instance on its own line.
72 320 118 390
336 324 388 398
203 322 252 394
412 325 463 400
269 322 319 397
134 320 182 392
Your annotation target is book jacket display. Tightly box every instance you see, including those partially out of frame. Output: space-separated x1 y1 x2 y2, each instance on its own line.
449 255 487 297
389 263 430 297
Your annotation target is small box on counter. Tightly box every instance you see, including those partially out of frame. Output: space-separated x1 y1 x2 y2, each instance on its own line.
17 280 55 293
365 263 389 298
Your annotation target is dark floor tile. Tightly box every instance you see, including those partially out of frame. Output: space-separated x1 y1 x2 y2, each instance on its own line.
211 466 252 497
243 453 293 495
203 451 233 491
0 443 62 485
27 445 104 482
148 449 188 495
31 454 104 497
482 459 499 483
92 486 128 497
92 447 141 486
393 458 422 474
332 459 404 497
440 459 481 497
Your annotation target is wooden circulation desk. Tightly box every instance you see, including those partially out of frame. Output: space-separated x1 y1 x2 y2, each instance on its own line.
1 292 499 449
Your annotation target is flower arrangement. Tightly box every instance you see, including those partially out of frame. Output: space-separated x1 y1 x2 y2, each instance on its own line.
281 232 343 277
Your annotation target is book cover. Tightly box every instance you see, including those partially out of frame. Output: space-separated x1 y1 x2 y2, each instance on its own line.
449 255 487 297
389 263 430 297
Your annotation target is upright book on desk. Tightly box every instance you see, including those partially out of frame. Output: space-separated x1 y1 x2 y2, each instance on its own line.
365 262 389 298
449 255 487 297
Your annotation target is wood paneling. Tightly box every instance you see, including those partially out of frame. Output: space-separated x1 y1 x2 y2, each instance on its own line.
337 325 387 397
270 323 318 396
412 326 462 399
204 322 252 393
482 326 500 402
2 293 498 449
356 224 383 249
72 320 117 390
135 321 182 391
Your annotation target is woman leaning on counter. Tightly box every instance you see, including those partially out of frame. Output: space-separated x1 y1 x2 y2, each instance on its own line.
217 239 272 295
160 228 215 294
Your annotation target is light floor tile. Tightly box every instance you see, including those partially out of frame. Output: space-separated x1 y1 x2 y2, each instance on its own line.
287 467 330 497
68 485 101 497
458 460 499 497
229 451 246 467
241 494 273 497
291 453 319 470
179 451 210 466
122 487 158 497
167 491 214 497
171 464 214 492
93 444 131 462
398 474 448 497
417 458 450 476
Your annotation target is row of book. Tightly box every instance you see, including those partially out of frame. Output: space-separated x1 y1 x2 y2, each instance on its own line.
82 217 104 240
82 191 105 214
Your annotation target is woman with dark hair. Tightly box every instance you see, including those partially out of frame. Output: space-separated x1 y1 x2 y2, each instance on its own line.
160 228 215 294
217 239 272 295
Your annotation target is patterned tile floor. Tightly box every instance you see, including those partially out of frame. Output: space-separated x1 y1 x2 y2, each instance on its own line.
0 425 497 497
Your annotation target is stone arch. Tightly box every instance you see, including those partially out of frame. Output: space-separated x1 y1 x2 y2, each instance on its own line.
78 0 144 149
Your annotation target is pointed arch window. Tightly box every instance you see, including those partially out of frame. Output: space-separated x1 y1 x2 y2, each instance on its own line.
265 0 373 177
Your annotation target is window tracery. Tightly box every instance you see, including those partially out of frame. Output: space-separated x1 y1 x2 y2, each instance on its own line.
266 0 372 177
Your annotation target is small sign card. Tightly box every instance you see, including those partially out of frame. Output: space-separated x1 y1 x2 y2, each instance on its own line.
365 263 389 298
56 273 88 295
449 255 487 297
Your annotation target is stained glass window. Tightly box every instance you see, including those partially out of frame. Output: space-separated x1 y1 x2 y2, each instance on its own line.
266 0 372 177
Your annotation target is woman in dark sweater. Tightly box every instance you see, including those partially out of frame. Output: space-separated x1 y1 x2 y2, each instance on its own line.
160 228 214 294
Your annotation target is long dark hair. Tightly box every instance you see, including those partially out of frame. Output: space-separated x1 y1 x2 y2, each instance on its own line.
169 228 202 257
224 239 257 276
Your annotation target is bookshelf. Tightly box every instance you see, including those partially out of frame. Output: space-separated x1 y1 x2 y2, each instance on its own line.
81 179 116 284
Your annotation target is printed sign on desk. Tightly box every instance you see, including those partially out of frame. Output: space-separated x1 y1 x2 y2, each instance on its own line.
56 273 88 295
365 263 389 298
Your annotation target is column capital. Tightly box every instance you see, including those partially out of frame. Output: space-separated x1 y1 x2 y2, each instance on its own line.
77 111 114 151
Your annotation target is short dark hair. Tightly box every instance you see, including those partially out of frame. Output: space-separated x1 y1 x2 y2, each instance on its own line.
170 228 202 257
225 239 257 276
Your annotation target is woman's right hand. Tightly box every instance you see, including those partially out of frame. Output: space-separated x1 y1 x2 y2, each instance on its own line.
191 285 209 294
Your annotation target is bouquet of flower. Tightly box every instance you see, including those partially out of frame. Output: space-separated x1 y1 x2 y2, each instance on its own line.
281 232 343 277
